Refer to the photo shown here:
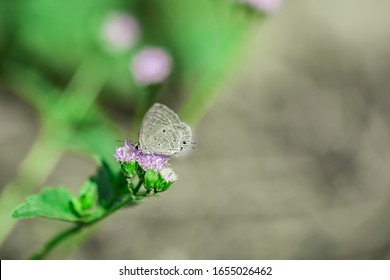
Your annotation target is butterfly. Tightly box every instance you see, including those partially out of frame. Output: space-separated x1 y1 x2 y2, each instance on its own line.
138 103 192 156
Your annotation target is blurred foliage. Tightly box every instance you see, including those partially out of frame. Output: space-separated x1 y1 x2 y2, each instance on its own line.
0 0 264 255
0 0 258 113
0 0 261 171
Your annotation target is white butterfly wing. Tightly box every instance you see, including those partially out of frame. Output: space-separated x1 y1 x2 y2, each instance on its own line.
139 103 191 156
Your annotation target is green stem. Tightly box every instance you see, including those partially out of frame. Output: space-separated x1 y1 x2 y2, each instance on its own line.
29 179 144 260
132 179 143 194
29 224 84 260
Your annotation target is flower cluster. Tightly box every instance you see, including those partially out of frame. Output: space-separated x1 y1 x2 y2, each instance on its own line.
114 139 170 171
114 140 177 192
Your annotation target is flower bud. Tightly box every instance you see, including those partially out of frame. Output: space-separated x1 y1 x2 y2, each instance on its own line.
144 168 177 193
121 161 138 179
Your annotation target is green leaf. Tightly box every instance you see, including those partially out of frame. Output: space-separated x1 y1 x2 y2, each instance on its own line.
70 179 98 217
11 187 81 222
144 169 160 190
115 169 132 196
93 159 116 209
121 161 138 179
78 179 97 211
93 157 135 209
70 198 84 217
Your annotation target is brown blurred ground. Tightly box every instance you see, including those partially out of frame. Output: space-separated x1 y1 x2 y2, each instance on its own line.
1 0 390 259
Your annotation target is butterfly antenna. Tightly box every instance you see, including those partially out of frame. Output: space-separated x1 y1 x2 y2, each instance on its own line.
115 139 137 144
191 141 197 150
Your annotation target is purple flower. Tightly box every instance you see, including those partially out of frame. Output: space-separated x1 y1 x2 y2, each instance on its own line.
131 47 172 85
114 140 170 172
114 139 138 162
101 11 139 50
240 0 282 12
136 153 170 173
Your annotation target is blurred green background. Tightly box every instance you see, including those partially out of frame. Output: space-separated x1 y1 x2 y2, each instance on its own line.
2 0 390 259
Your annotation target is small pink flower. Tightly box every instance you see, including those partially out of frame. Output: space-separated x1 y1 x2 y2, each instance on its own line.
102 11 139 50
131 47 172 85
114 139 138 163
241 0 282 12
114 140 170 172
136 152 170 173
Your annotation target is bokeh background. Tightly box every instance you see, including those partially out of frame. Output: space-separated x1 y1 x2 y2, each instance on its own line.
2 0 390 259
